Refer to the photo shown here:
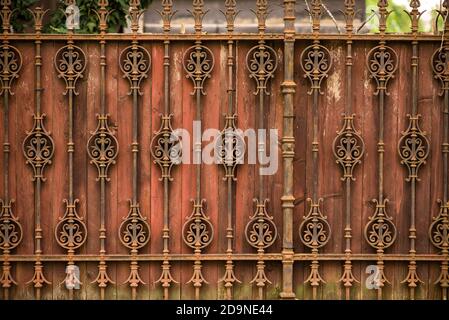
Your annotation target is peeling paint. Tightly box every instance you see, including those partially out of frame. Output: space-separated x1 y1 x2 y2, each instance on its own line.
327 69 342 103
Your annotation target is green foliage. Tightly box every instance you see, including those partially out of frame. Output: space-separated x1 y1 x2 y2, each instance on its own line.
45 0 151 34
9 0 150 33
11 0 38 32
365 0 437 33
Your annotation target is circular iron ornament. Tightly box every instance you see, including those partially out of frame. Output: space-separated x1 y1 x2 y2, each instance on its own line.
87 123 119 181
54 201 87 251
23 118 55 181
245 43 278 95
54 218 87 250
366 45 398 95
182 217 214 250
432 48 449 94
119 216 151 250
244 199 277 250
300 44 332 94
0 44 22 95
397 116 429 182
332 117 365 181
298 200 331 249
429 217 449 250
119 44 151 95
182 200 214 250
150 116 182 181
364 200 397 250
245 215 277 250
428 202 449 250
183 44 215 95
54 45 87 95
215 128 246 180
0 203 23 251
0 219 23 250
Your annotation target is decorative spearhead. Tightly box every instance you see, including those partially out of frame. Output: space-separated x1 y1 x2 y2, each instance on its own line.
408 1 422 35
310 0 322 34
377 0 390 35
191 0 205 34
129 0 142 34
255 0 268 34
224 0 237 33
344 0 355 35
97 0 109 33
161 0 174 33
29 7 49 34
0 0 12 34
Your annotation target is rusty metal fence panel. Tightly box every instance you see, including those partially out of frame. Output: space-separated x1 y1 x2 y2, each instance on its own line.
0 0 448 300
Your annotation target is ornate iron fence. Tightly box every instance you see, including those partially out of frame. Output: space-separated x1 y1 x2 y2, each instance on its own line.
0 0 448 300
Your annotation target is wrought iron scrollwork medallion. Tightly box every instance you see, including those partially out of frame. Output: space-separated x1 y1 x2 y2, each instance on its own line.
151 114 181 181
183 44 214 96
0 45 22 96
300 44 331 94
398 115 429 182
54 45 87 96
245 199 277 250
246 43 277 95
55 199 87 250
119 44 151 95
216 115 245 180
0 200 23 251
333 115 365 182
432 48 449 95
364 199 396 250
119 201 150 250
429 200 449 251
87 115 118 181
299 199 331 249
367 45 398 96
23 115 54 182
182 199 214 250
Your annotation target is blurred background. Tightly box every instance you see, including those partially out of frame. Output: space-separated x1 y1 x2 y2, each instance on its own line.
11 0 447 34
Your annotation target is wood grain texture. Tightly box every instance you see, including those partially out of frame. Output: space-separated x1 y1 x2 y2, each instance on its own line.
0 40 446 300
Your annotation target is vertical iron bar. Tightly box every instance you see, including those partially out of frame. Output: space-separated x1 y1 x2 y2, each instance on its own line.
118 0 151 301
53 0 88 301
181 0 215 301
0 0 23 300
399 1 428 300
153 0 179 300
364 0 398 301
217 0 240 300
299 0 332 300
280 0 296 300
244 0 278 301
334 0 364 300
23 7 53 300
87 0 118 300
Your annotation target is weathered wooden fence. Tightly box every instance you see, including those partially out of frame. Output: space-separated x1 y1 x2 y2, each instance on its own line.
0 0 448 300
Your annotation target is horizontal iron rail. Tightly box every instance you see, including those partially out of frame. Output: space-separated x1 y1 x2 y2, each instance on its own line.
0 254 446 262
4 33 448 42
